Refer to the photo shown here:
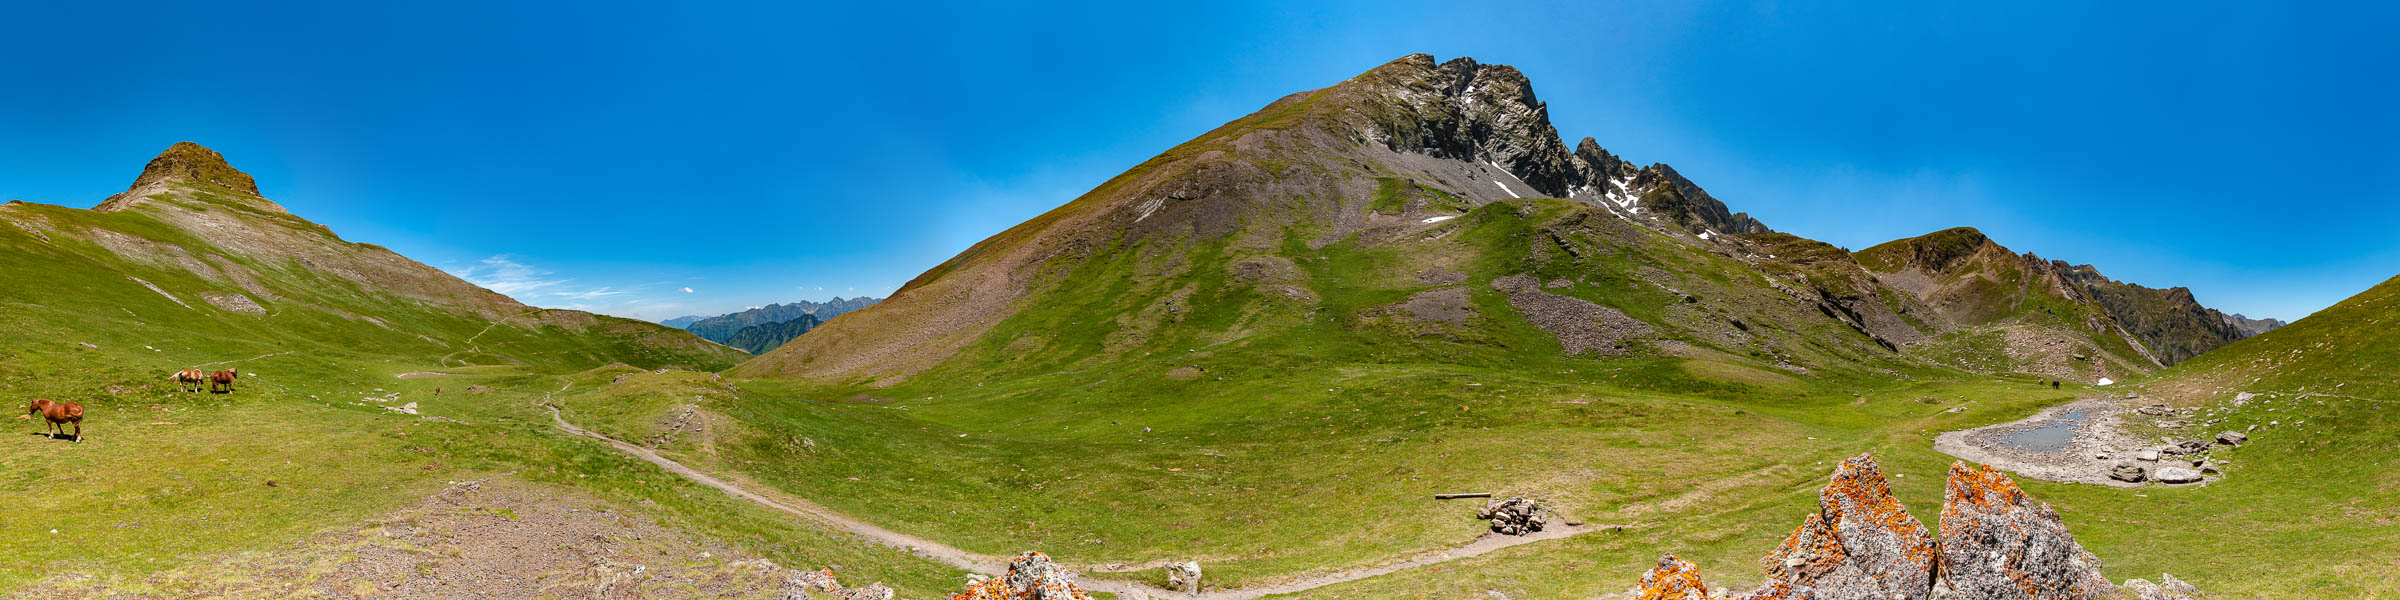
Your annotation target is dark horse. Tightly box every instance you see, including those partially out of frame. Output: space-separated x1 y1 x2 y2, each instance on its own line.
27 399 81 442
210 369 239 394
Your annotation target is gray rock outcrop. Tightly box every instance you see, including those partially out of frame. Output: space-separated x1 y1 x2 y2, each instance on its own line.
1757 453 1936 599
1934 462 2113 599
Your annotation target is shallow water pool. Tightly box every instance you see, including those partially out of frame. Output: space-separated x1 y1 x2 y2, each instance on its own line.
1994 410 2086 452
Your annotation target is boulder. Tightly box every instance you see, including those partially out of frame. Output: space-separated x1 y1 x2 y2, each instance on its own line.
1758 453 1935 599
1633 553 1711 600
2214 431 2246 446
2198 461 2221 475
1477 497 1547 535
1165 561 1203 593
2134 449 2161 462
951 551 1092 600
2122 574 2201 600
2109 463 2147 483
2154 467 2204 484
2161 440 2211 456
1934 462 2113 599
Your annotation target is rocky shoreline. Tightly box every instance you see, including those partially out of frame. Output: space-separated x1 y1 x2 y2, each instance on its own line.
1933 398 2148 487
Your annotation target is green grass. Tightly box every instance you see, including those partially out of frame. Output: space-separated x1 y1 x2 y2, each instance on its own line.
0 186 960 597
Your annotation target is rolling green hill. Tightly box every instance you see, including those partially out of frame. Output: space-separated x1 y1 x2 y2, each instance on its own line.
0 144 967 596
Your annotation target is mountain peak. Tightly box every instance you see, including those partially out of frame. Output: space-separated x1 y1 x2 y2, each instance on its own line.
129 142 260 196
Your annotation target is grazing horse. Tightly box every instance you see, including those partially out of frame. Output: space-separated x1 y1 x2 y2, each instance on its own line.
209 369 239 394
168 369 206 392
26 399 81 442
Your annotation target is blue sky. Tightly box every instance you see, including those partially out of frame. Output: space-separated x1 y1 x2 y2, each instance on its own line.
3 2 2394 322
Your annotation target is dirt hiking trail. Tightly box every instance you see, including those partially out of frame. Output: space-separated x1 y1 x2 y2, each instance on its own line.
542 401 1596 599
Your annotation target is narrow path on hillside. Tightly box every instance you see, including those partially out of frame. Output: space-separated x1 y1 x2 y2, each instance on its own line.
191 350 292 368
541 398 1599 599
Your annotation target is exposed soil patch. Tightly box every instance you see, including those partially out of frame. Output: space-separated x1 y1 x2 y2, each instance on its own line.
1934 398 2149 487
17 479 802 599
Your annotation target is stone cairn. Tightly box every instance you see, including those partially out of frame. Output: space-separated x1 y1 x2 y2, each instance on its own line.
1477 496 1549 535
1631 453 2187 600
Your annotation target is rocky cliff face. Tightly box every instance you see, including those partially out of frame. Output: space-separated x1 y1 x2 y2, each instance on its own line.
1629 454 2140 600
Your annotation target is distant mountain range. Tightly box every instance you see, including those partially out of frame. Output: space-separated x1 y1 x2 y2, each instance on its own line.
663 296 880 352
723 313 825 354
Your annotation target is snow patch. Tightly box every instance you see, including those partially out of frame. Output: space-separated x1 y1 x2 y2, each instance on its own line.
1698 231 1713 240
2096 377 2115 386
1421 215 1457 224
1492 181 1519 198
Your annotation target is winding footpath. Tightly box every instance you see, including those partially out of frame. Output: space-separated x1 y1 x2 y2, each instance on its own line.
544 401 1592 599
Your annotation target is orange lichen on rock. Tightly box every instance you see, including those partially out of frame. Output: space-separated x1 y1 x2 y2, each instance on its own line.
1635 553 1711 600
949 551 1092 600
1756 453 1935 599
1935 461 2113 599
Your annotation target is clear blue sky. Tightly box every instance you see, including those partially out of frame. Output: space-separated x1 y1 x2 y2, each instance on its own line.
3 2 2393 322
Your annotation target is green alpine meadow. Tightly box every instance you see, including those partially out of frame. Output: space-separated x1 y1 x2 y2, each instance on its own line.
3 12 2394 599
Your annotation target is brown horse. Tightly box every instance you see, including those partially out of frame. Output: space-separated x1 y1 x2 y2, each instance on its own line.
26 399 81 442
209 369 239 394
168 369 206 392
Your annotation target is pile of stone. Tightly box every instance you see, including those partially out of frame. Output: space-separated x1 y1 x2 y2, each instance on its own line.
786 567 897 600
2108 429 2251 485
1628 453 2199 600
1476 496 1548 535
950 551 1091 600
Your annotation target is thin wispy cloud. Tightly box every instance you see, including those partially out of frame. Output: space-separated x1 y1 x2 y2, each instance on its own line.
679 287 695 293
451 255 566 297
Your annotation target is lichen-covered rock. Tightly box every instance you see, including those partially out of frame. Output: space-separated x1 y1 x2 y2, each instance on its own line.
1758 453 1935 599
1635 553 1711 600
1477 496 1548 535
951 551 1091 600
1935 462 2113 599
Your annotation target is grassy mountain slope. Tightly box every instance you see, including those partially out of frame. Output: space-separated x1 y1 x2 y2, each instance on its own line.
1855 226 2260 379
670 54 2366 596
0 145 966 595
1 143 746 372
